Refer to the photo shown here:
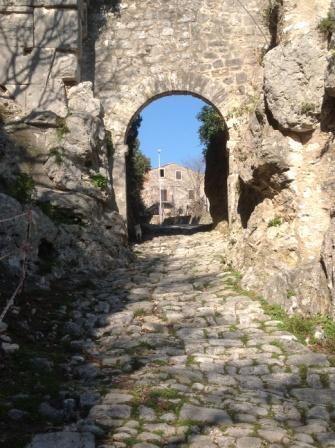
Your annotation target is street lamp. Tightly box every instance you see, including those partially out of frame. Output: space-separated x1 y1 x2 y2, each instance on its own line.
157 149 162 225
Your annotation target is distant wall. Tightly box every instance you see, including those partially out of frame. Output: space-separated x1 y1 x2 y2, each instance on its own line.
143 164 206 215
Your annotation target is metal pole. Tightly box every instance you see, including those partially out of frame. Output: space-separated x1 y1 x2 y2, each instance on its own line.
158 149 162 225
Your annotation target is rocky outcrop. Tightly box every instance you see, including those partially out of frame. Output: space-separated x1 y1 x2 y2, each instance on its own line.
0 82 130 281
264 32 327 133
222 1 335 316
321 217 335 314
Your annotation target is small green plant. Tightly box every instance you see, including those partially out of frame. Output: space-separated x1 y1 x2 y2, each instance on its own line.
106 130 114 157
49 147 64 166
134 308 146 318
38 202 83 225
287 289 296 299
10 173 35 203
226 96 259 120
318 14 335 35
320 373 330 388
257 46 268 65
56 117 69 141
186 355 196 366
268 216 282 227
270 340 285 352
132 386 182 415
300 102 316 115
91 174 108 189
299 364 308 384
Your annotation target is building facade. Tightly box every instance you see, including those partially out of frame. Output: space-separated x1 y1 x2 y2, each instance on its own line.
142 163 207 221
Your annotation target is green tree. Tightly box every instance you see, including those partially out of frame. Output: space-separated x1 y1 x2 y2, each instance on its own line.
197 105 226 156
126 115 151 229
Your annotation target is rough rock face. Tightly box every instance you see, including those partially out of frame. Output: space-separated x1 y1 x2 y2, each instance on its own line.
321 217 335 314
1 0 335 318
221 0 335 316
0 83 130 280
264 32 327 133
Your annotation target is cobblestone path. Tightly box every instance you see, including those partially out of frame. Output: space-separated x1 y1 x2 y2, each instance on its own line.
71 232 335 447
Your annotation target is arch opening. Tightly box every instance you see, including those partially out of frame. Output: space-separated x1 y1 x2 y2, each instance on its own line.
124 91 225 145
123 92 230 239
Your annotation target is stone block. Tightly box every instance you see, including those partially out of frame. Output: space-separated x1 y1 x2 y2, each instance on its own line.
0 6 32 12
33 0 79 6
0 9 33 48
52 51 79 82
25 431 94 448
0 48 78 85
0 47 33 85
34 7 79 49
6 79 68 116
0 1 32 6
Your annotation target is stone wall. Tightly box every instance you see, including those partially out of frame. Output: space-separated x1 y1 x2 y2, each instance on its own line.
2 0 335 316
92 0 268 218
0 82 130 280
224 0 335 316
0 0 87 116
142 163 206 219
90 0 335 316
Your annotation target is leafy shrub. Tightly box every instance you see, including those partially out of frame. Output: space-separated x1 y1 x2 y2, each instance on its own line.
91 174 108 189
268 216 282 227
10 173 35 203
287 289 296 299
126 115 151 227
106 130 114 157
55 117 69 141
49 147 64 166
197 105 226 156
39 202 83 225
300 102 316 115
318 14 335 34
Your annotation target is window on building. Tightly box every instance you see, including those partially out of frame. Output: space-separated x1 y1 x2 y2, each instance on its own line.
176 170 182 180
160 169 165 178
161 189 168 202
188 190 195 200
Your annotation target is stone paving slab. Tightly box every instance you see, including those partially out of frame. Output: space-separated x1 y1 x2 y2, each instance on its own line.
28 231 335 448
26 432 94 448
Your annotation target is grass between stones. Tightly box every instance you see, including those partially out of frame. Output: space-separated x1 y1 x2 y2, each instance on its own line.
224 269 335 355
0 283 77 448
131 386 186 417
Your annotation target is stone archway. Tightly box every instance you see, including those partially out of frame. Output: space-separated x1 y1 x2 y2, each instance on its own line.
92 0 266 222
107 73 229 221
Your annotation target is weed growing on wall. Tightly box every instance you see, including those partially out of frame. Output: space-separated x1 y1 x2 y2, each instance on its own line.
268 216 282 227
10 173 35 203
49 147 64 166
91 174 108 189
300 102 316 115
106 130 114 157
38 202 83 226
56 117 69 141
318 14 335 35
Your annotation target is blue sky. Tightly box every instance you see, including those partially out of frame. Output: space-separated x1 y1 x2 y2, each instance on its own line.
138 95 206 168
